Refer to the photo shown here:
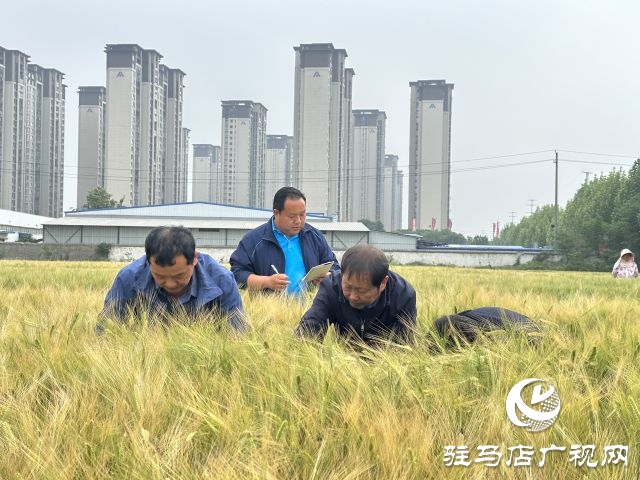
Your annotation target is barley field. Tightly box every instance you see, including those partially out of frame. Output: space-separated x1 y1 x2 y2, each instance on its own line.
0 260 638 479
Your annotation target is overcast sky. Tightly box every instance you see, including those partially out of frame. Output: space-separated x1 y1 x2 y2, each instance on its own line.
4 0 639 237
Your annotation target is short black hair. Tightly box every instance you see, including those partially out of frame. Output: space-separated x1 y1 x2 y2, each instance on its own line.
340 244 389 287
273 187 306 212
433 314 480 344
145 226 196 266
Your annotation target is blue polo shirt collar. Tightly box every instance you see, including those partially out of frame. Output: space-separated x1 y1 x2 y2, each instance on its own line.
271 219 306 294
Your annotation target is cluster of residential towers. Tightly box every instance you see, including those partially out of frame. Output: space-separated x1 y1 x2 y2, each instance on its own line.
77 44 189 209
0 43 454 232
0 47 66 218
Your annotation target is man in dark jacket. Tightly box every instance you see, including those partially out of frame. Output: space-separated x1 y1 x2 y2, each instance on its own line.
230 186 339 295
433 307 540 345
296 244 416 344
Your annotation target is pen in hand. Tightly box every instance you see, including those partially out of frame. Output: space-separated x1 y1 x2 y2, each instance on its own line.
270 264 289 291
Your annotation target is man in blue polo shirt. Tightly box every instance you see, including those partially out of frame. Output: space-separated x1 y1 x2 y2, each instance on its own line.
230 186 339 295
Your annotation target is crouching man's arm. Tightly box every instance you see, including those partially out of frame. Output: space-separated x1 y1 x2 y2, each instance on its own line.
214 272 251 334
96 272 134 334
295 279 336 341
392 291 417 344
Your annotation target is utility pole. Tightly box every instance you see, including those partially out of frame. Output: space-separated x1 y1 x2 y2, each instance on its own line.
509 211 517 225
554 150 559 249
527 199 536 215
582 171 592 183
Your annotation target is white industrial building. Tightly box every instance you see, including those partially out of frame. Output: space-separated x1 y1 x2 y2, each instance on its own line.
0 209 50 242
34 203 555 267
42 203 418 253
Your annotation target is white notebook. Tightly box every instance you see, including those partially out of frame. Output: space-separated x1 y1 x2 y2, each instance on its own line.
300 261 334 283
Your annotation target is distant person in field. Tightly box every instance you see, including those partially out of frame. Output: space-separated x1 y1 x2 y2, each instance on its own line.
433 307 540 346
612 248 638 279
296 244 416 345
230 186 339 295
100 226 248 332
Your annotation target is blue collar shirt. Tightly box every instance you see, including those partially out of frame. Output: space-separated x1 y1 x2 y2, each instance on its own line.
101 254 248 332
272 219 306 295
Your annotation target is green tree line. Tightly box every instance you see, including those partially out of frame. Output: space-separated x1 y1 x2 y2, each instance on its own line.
496 159 640 270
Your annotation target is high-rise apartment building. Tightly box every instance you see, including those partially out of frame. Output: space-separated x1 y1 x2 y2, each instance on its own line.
31 66 66 218
341 68 355 219
0 47 65 217
395 167 404 232
77 86 106 208
408 79 454 231
192 144 220 202
104 44 141 206
103 44 187 207
381 154 403 232
350 109 386 223
181 127 190 202
0 48 29 214
164 68 187 203
219 100 267 208
138 49 164 205
292 43 353 218
264 135 292 208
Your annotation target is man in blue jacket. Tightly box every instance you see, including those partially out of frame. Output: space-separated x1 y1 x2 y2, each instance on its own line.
433 307 540 345
100 226 248 332
230 186 339 295
296 244 416 344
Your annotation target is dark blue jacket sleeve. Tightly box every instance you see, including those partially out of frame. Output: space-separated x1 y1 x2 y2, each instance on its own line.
462 307 538 330
230 235 257 287
196 255 250 333
296 277 337 340
102 264 138 319
393 286 417 342
214 266 249 333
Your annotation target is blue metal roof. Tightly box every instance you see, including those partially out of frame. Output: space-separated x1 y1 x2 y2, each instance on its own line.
65 202 334 222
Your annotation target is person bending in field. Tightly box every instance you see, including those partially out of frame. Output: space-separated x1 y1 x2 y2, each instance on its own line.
99 226 248 332
433 307 540 346
296 244 417 345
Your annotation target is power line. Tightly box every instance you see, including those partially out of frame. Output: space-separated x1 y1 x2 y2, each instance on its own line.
5 150 638 186
451 158 552 174
557 149 639 158
558 158 634 167
450 150 555 164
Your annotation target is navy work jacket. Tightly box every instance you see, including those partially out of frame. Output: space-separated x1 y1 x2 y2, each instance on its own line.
230 218 339 288
296 270 417 344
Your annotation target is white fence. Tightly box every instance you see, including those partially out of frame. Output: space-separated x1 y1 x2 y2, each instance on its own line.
109 246 559 268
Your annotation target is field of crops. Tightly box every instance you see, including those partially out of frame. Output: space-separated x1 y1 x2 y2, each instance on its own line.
0 260 638 479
